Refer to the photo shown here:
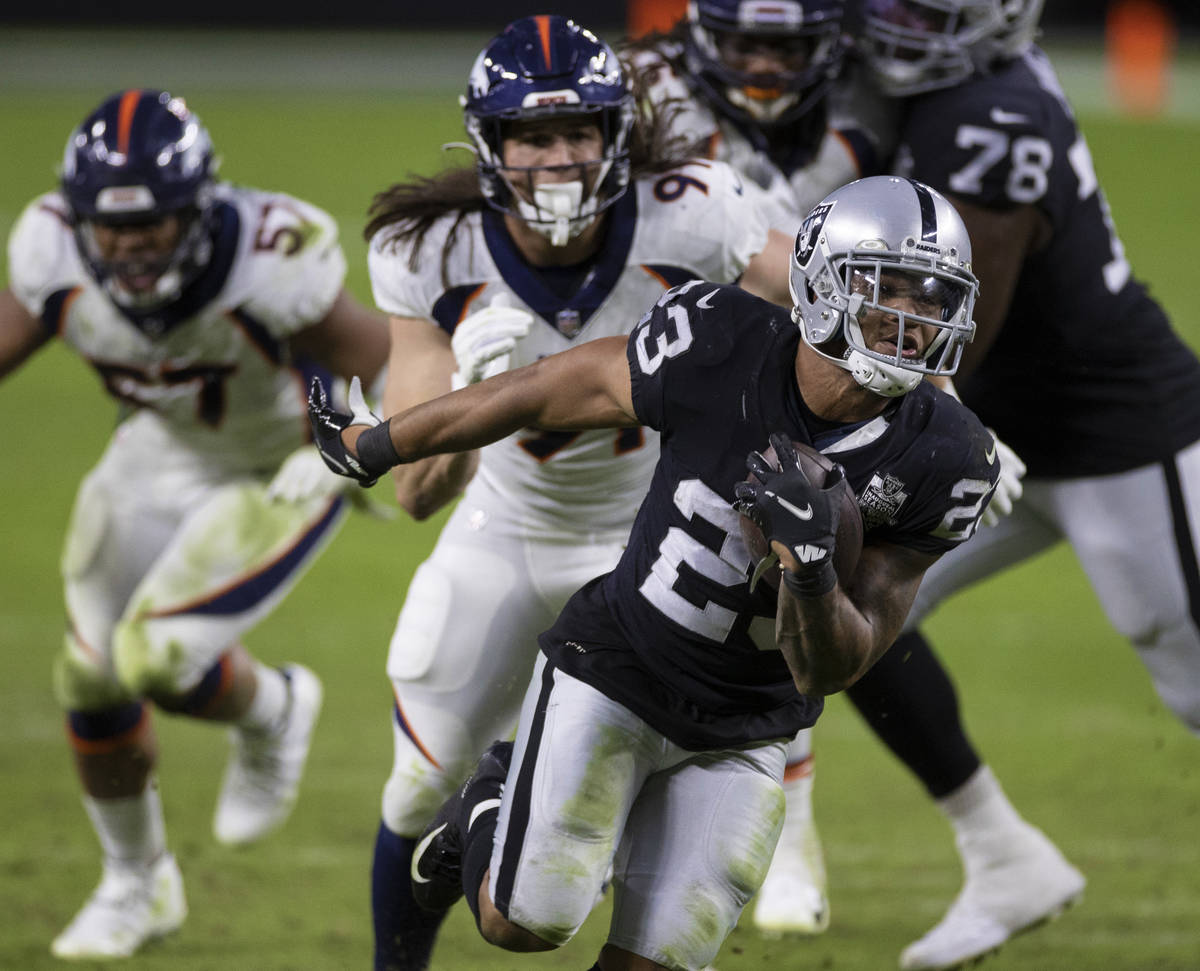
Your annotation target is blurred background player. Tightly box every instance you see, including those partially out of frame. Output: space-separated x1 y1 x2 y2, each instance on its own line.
0 89 388 959
362 15 794 971
311 173 998 971
823 0 1200 966
626 0 892 934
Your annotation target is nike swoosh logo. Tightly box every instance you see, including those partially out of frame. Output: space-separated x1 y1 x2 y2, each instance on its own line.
410 823 447 884
990 107 1029 125
985 442 998 464
767 490 814 520
468 797 502 831
696 289 720 310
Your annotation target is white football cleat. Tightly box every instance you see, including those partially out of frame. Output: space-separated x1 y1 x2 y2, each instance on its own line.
752 812 830 935
213 664 323 846
51 852 186 959
900 823 1085 969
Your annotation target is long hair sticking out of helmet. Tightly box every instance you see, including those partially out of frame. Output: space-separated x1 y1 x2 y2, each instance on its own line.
683 0 847 130
859 0 1046 96
366 18 692 285
790 176 979 397
60 90 217 312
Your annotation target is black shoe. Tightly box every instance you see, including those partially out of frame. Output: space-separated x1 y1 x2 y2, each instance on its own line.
410 741 514 912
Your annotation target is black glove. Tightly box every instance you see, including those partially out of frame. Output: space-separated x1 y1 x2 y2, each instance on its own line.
733 433 844 598
306 377 381 487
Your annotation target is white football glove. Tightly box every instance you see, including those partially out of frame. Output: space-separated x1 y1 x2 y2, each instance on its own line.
267 445 350 504
981 430 1027 528
450 292 533 389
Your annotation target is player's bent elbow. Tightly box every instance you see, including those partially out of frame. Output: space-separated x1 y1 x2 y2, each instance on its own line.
786 644 871 697
394 485 452 522
391 455 477 520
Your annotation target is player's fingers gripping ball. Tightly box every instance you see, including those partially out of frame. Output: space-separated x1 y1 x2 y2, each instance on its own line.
734 433 862 597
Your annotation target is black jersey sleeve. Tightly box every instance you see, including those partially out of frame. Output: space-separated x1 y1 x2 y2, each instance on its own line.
626 279 750 434
859 388 1001 556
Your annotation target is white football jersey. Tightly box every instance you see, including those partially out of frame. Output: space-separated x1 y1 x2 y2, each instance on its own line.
635 44 897 232
8 184 346 476
369 161 767 532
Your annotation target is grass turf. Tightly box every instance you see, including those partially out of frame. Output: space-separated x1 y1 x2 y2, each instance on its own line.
1 35 1198 971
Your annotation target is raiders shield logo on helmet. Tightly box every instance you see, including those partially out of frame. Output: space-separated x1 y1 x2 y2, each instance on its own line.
795 201 834 265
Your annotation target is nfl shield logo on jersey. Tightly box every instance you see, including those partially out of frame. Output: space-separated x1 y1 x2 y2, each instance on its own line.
556 309 582 338
860 472 909 528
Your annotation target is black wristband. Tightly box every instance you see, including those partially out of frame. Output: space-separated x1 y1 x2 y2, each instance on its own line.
354 420 402 477
782 560 837 599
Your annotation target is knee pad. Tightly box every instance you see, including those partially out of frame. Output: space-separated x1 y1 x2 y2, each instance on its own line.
387 558 456 683
53 628 132 711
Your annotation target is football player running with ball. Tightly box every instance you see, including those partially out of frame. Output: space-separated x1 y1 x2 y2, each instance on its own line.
311 175 1000 971
359 15 796 971
823 1 1200 967
1 90 388 959
626 0 901 933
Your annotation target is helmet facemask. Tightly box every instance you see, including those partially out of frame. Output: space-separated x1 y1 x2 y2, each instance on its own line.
461 16 636 247
861 0 1045 96
466 98 635 247
684 0 845 129
73 193 215 312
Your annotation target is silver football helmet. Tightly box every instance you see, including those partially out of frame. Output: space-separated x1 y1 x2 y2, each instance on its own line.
858 0 1045 96
789 176 978 397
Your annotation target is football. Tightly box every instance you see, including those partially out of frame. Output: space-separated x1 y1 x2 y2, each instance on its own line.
739 439 864 591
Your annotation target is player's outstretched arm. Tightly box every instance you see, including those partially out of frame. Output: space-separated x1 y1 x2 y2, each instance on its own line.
309 336 638 483
0 288 51 381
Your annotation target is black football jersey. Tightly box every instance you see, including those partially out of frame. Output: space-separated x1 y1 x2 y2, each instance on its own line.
539 282 997 749
892 47 1200 477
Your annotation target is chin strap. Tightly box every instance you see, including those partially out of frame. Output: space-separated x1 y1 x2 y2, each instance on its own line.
845 350 924 397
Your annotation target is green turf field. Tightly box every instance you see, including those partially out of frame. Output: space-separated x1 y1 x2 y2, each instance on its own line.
1 30 1198 971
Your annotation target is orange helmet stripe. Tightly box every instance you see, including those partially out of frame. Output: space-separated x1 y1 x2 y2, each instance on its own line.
116 89 142 155
535 14 554 69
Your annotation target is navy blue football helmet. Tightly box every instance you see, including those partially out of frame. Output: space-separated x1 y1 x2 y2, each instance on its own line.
60 90 217 310
684 0 847 129
462 15 636 246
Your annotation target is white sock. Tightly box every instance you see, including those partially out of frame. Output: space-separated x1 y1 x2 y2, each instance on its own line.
785 727 813 762
937 765 1026 844
775 753 817 854
239 662 290 733
82 782 167 869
